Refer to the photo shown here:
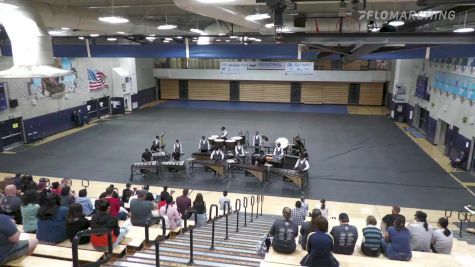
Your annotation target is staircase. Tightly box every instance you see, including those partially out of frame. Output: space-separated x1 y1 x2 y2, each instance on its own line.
107 212 280 267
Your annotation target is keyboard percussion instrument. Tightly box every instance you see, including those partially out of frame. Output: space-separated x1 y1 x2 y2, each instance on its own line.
130 161 160 181
161 160 186 173
190 159 227 177
191 151 211 161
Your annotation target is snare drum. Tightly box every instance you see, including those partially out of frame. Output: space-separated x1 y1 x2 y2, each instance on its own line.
225 139 236 151
214 139 225 150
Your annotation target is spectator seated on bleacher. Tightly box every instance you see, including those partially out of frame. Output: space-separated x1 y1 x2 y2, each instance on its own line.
66 203 90 245
159 196 182 230
361 215 383 257
269 207 298 254
330 213 358 255
0 185 22 222
130 190 156 227
76 189 94 216
291 201 305 226
0 214 37 265
300 196 309 217
407 211 433 252
299 209 322 250
20 190 39 234
159 186 173 202
219 191 231 212
432 217 453 255
99 185 120 199
381 214 412 261
101 187 127 221
19 175 37 193
320 199 328 219
381 205 400 234
91 199 128 249
60 186 76 207
300 216 339 267
50 182 62 196
191 193 207 228
176 189 191 219
121 183 133 206
36 193 68 244
142 185 155 202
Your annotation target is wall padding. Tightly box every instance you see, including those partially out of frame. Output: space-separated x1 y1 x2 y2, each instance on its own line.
188 80 230 101
301 82 349 104
160 79 179 99
359 83 384 105
239 81 290 103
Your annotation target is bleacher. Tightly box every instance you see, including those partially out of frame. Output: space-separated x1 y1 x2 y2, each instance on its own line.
2 174 475 267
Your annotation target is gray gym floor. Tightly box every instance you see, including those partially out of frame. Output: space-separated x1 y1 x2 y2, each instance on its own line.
1 104 473 210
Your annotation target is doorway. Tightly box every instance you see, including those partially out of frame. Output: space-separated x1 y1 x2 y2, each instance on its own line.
435 119 449 154
0 117 24 150
348 83 360 105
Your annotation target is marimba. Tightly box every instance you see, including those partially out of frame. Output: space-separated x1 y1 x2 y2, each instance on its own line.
191 151 211 161
190 159 226 177
270 167 308 191
152 151 170 162
161 160 186 174
130 161 160 181
233 164 269 183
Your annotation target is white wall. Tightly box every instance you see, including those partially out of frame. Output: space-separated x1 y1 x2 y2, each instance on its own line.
136 58 156 91
393 58 475 139
0 57 147 121
154 68 388 82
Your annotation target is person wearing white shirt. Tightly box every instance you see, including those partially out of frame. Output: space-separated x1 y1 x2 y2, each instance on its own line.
294 154 310 171
253 131 262 153
210 148 224 162
219 191 232 212
219 126 228 140
172 139 183 161
198 136 210 152
432 217 453 254
273 143 284 157
235 141 246 164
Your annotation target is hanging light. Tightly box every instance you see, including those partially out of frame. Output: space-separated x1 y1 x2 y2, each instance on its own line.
107 37 117 41
90 33 100 37
190 28 205 34
157 8 177 30
454 11 474 33
245 13 270 21
98 0 129 24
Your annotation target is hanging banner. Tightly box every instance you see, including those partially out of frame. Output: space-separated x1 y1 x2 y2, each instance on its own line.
220 61 314 74
0 83 7 111
432 71 475 100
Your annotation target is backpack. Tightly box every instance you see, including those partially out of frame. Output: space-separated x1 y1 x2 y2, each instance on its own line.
256 234 271 256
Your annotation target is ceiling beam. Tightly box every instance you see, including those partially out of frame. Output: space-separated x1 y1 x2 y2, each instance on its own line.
343 44 384 61
280 32 475 44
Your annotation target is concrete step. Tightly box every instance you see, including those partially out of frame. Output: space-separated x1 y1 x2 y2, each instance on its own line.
158 240 257 255
161 237 257 250
145 247 262 263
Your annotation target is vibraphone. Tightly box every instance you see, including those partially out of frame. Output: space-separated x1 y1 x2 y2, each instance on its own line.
233 164 269 183
130 161 160 181
270 167 308 191
191 151 211 161
190 159 226 177
152 151 170 162
161 160 186 174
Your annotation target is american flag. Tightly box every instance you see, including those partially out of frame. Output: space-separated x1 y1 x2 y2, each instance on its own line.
87 69 108 91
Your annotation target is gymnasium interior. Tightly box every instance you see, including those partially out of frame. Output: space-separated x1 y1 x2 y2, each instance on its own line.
0 0 475 266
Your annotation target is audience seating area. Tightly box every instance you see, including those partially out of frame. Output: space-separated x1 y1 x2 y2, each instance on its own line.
1 173 475 267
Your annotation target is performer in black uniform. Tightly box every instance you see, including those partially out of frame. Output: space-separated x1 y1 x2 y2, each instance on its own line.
151 141 160 152
172 139 183 161
292 136 305 156
142 148 152 162
198 136 210 152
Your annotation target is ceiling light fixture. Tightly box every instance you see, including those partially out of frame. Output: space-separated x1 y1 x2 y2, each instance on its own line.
98 0 129 24
164 37 173 41
176 36 183 39
163 40 170 43
454 11 474 33
61 27 70 30
48 30 63 36
90 33 100 37
146 36 156 41
229 35 239 39
157 8 177 30
388 20 404 27
0 2 18 10
78 36 85 40
245 13 271 21
216 39 222 42
116 31 127 34
107 37 117 41
190 28 205 34
265 23 274 28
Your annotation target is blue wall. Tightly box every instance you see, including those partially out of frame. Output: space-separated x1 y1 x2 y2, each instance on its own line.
23 105 86 143
131 87 156 110
425 116 437 144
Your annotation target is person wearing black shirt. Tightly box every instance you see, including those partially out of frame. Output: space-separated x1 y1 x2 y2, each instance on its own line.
121 183 133 205
142 148 152 162
142 185 155 201
381 205 401 233
150 142 160 153
66 203 90 244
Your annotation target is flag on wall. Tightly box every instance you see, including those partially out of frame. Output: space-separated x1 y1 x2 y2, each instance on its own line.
87 69 108 91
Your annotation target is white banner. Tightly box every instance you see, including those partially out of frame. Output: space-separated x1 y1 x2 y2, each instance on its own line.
220 61 314 75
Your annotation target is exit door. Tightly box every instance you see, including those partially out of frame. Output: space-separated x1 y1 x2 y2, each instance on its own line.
0 117 23 149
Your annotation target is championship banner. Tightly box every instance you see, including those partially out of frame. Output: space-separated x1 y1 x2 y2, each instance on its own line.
220 61 314 75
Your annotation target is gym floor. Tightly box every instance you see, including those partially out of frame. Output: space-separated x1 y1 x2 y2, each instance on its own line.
0 100 472 210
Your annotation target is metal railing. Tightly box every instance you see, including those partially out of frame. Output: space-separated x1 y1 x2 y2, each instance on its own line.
209 204 219 250
458 211 468 238
81 179 89 190
145 216 167 267
235 199 241 232
72 228 112 267
256 195 260 219
243 197 248 227
259 195 264 216
223 201 231 240
250 196 255 223
184 209 198 231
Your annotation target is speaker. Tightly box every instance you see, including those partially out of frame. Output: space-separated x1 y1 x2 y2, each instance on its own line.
9 99 18 108
294 14 306 28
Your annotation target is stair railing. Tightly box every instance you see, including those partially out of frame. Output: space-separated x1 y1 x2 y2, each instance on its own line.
81 179 89 190
250 195 255 223
145 216 167 267
458 211 468 238
243 197 248 227
209 204 219 250
223 201 231 240
188 227 194 265
184 209 198 231
444 209 452 219
260 195 264 216
235 199 241 232
256 195 260 219
72 228 112 267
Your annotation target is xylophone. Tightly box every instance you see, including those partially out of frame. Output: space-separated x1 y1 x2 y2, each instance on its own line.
270 167 308 191
161 160 186 173
190 159 226 177
191 151 211 161
130 161 160 181
152 151 170 162
233 164 269 183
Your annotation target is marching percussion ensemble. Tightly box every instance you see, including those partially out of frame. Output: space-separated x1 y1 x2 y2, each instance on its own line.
131 126 310 191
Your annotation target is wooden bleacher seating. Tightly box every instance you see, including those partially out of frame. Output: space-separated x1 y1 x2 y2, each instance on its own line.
5 256 73 267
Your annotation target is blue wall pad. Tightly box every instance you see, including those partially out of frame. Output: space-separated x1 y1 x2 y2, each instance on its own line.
157 100 348 114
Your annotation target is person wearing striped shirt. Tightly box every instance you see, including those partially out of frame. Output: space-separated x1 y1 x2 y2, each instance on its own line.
361 215 383 257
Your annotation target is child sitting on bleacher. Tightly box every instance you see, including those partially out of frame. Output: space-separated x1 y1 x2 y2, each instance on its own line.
361 216 383 257
66 203 90 244
91 199 129 249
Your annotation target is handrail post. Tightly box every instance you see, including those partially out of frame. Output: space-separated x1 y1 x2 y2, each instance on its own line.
243 197 248 227
224 201 231 240
187 228 194 265
458 211 468 238
81 179 89 190
256 195 260 219
184 209 196 231
72 228 112 267
445 210 452 219
209 204 218 250
250 196 255 223
260 195 264 216
235 199 241 232
145 216 167 267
